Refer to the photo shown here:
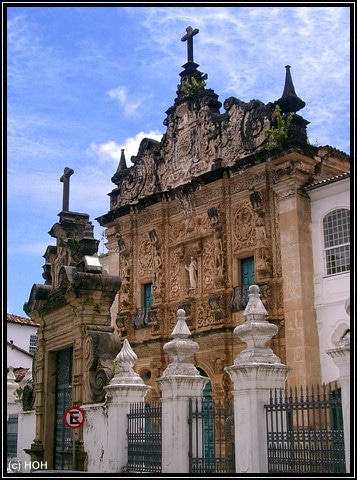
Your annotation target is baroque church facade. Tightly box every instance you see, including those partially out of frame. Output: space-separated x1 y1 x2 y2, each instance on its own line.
98 27 349 398
23 27 350 469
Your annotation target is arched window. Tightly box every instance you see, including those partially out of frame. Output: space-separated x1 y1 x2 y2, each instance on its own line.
323 208 350 275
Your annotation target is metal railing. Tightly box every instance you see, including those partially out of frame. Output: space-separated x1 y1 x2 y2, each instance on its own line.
188 398 235 474
125 402 161 473
265 383 345 473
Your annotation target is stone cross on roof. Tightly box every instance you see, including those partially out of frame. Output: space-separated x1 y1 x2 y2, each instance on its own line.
181 26 199 63
60 167 74 212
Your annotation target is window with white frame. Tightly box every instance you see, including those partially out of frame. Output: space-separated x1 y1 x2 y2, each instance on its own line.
29 334 37 354
323 208 350 276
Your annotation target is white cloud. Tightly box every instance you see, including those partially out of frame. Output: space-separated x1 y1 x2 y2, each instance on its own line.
107 86 127 103
107 85 141 116
87 130 164 168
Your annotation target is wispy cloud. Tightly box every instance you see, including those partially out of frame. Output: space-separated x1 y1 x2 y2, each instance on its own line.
107 86 142 116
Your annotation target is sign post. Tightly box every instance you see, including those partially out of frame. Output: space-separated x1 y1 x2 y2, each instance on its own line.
64 406 85 470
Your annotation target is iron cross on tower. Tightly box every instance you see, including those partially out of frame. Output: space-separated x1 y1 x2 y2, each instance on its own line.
181 26 199 63
60 167 74 211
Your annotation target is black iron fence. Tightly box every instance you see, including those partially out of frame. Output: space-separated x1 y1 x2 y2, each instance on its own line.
125 402 162 473
265 383 345 473
188 397 235 474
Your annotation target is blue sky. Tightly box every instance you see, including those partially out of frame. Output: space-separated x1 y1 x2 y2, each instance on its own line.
6 4 351 317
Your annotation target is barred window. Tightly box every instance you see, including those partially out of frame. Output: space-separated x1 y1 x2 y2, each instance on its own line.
323 208 350 276
29 334 37 354
7 414 18 457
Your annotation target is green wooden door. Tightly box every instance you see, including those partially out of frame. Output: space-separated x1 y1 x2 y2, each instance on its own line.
241 256 255 306
143 283 153 326
144 283 153 310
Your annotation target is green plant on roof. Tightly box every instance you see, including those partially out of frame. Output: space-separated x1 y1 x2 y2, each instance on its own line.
67 238 80 255
265 105 294 150
183 76 206 93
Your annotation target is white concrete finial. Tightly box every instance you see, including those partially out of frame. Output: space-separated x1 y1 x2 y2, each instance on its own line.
7 366 16 381
233 284 280 364
116 338 137 367
7 366 18 404
171 308 192 338
243 284 268 321
161 309 200 377
109 338 144 385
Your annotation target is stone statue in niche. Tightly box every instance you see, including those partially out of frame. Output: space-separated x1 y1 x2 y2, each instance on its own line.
186 256 198 289
179 192 196 234
149 229 163 299
208 206 225 283
120 256 131 307
255 215 271 277
51 224 72 289
213 231 224 279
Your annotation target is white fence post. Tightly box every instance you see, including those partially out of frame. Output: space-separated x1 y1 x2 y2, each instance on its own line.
82 339 149 473
225 285 291 473
156 309 207 474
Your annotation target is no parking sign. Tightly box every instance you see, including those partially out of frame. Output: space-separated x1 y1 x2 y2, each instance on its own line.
64 406 85 429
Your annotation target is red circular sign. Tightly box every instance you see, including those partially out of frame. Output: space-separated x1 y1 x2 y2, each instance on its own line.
64 406 85 429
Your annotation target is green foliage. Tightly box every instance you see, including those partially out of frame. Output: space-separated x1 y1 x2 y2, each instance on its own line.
67 238 80 254
183 76 206 92
265 105 294 150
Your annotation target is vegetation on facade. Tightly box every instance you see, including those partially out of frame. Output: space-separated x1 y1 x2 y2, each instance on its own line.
265 105 294 150
67 238 80 255
183 76 207 93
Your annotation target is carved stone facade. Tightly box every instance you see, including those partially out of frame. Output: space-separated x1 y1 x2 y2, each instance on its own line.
24 187 121 468
24 27 350 469
98 36 350 402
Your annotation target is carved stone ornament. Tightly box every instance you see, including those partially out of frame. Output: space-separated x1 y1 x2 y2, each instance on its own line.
161 309 201 377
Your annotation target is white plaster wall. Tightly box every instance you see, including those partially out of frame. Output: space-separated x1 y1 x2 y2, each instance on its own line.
17 410 36 471
7 345 33 369
7 323 38 353
308 177 350 384
7 323 38 370
82 403 109 472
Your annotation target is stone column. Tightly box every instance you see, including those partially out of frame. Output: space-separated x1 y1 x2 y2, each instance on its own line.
82 339 149 473
225 285 291 474
327 325 350 473
274 184 321 386
156 309 208 474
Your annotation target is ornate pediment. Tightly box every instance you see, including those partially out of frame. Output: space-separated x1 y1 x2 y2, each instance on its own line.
108 88 276 212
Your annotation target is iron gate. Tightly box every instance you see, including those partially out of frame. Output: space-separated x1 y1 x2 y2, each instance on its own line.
54 347 73 470
188 397 235 473
126 402 162 473
265 383 345 473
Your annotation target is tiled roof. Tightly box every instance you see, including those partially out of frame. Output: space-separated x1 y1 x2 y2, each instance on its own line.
304 171 350 191
7 313 40 327
8 367 30 382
